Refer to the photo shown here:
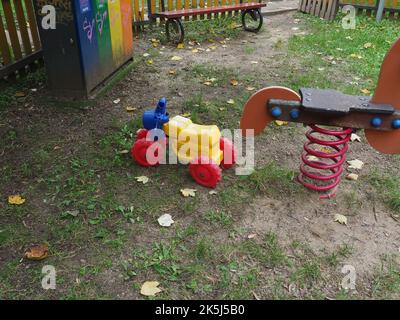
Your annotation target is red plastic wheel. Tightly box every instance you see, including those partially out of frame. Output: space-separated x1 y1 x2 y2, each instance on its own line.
189 157 222 188
136 128 149 140
131 138 164 167
220 137 236 169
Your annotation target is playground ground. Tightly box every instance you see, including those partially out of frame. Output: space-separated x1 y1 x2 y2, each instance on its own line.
0 12 399 299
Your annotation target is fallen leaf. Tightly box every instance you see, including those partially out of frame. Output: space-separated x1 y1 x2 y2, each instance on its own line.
8 195 26 205
209 45 217 50
350 53 363 59
136 176 149 184
203 81 212 86
230 79 239 86
158 214 174 227
209 190 218 195
181 188 196 197
113 98 121 104
119 150 129 154
350 133 361 142
66 210 79 217
307 155 319 162
181 113 191 117
126 106 137 112
143 53 150 57
227 99 235 105
347 159 364 170
363 42 373 49
15 91 26 97
176 43 185 49
275 120 288 126
171 56 183 61
140 281 162 296
334 214 347 225
360 88 371 95
250 61 258 64
147 59 153 65
246 86 255 91
24 244 49 261
191 49 199 53
247 234 257 239
346 173 359 181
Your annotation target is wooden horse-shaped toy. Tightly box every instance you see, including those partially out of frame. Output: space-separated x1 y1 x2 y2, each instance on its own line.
240 37 400 198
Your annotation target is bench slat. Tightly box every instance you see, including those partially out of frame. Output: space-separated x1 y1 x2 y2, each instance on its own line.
153 2 266 18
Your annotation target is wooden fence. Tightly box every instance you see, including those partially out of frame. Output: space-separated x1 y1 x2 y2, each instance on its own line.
0 0 42 78
340 0 400 18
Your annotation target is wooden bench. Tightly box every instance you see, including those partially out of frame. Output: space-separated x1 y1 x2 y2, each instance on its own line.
150 1 267 44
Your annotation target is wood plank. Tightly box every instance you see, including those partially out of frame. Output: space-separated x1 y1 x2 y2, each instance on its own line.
3 0 23 60
0 7 12 65
13 0 32 55
306 0 314 13
329 0 339 19
184 0 190 20
177 0 182 10
324 0 333 18
207 0 212 19
193 0 198 20
319 0 328 17
311 0 318 14
24 0 41 51
200 0 205 19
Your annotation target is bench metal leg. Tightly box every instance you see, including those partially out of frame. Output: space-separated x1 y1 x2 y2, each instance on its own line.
242 9 263 33
166 18 185 44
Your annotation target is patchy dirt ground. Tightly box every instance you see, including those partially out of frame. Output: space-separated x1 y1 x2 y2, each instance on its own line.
1 12 399 300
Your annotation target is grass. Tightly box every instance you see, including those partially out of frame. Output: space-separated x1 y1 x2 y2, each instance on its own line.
1 12 400 300
286 14 400 94
368 171 400 213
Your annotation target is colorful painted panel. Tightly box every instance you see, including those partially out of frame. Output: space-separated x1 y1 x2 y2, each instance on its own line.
120 0 134 58
92 0 113 76
107 0 124 67
74 0 101 90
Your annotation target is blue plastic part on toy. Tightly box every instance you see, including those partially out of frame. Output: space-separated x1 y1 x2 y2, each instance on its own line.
392 118 400 129
271 107 282 118
371 117 382 128
290 109 300 120
142 98 170 130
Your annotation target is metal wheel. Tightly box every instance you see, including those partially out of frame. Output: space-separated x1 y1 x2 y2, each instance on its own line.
166 18 184 44
242 9 263 33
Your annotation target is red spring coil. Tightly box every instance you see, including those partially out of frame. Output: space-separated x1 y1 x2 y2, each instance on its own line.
298 125 353 199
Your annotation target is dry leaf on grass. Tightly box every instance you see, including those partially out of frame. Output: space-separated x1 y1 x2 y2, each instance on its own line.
346 173 359 181
360 88 371 95
126 106 137 112
275 120 288 126
334 214 348 225
350 133 361 142
230 79 239 86
209 190 218 195
227 99 235 105
140 281 162 296
171 56 183 61
135 176 149 184
347 159 364 170
158 214 174 227
8 195 26 205
176 43 184 49
113 98 121 104
24 244 49 261
181 188 196 197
